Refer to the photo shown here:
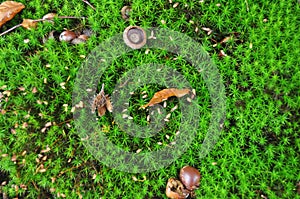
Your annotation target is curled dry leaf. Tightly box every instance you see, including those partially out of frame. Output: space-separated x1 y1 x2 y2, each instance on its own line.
105 96 113 112
0 1 25 27
78 34 89 41
21 19 37 29
71 38 86 45
91 84 113 116
42 13 57 22
140 88 190 109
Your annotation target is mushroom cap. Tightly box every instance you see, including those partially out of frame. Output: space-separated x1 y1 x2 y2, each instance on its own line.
123 26 147 49
179 166 201 191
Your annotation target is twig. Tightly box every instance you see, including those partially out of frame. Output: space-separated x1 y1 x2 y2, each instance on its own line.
31 181 39 191
0 24 22 37
56 118 73 126
82 0 96 10
57 163 85 177
58 16 87 20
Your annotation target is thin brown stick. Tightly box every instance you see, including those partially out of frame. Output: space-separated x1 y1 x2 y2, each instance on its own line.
50 135 63 148
57 163 85 177
0 24 22 37
82 0 96 10
31 181 39 191
56 118 73 126
58 16 86 19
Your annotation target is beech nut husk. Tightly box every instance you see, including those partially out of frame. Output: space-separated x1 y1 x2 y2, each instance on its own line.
121 6 131 20
179 166 201 191
59 30 76 42
166 178 189 199
123 26 147 49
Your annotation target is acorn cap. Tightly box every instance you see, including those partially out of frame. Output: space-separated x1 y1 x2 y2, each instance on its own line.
123 26 147 49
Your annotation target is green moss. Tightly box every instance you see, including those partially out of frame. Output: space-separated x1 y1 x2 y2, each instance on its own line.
0 0 299 198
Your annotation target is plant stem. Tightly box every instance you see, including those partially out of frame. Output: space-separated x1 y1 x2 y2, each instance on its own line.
82 0 96 10
0 24 22 37
58 16 87 19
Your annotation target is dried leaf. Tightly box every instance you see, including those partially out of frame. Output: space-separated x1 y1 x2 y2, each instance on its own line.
220 36 231 44
97 106 106 117
40 146 51 153
91 83 113 116
0 1 25 27
42 12 56 22
91 84 106 113
105 96 113 112
21 19 37 29
141 88 190 109
218 50 227 57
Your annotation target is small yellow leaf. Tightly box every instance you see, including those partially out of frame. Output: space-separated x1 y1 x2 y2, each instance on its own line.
21 19 37 29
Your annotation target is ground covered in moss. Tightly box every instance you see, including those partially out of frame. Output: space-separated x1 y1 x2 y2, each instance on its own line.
0 0 299 198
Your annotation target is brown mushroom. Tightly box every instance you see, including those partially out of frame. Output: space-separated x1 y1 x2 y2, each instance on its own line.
166 178 190 199
121 6 131 20
179 166 201 191
123 26 147 49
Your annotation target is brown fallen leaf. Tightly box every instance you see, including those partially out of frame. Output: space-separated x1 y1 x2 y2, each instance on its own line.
0 1 25 27
140 88 191 109
105 96 113 112
21 19 37 29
